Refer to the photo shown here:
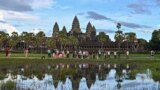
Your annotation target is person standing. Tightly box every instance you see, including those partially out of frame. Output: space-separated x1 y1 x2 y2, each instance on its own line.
98 49 101 59
107 51 111 59
78 50 82 59
150 50 155 59
66 50 70 58
5 47 9 57
47 49 51 57
126 50 129 59
104 50 107 60
24 48 29 57
114 51 117 59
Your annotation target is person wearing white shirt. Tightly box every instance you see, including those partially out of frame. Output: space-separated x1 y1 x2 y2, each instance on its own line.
114 51 117 59
126 50 129 59
107 51 110 59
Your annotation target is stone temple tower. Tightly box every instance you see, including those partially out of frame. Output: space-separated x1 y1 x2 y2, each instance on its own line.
71 16 81 35
86 22 93 38
86 22 96 40
52 22 59 38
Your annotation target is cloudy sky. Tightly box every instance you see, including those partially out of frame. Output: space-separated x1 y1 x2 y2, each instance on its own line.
0 0 160 41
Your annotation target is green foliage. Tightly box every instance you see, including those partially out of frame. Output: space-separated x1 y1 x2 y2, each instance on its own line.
0 73 6 80
116 23 121 30
149 29 160 51
1 81 16 90
97 32 108 44
115 30 125 43
46 37 56 48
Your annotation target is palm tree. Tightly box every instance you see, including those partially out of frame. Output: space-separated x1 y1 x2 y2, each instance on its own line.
97 32 107 49
0 31 7 49
157 29 160 40
115 30 125 51
115 23 125 54
117 23 121 31
68 36 79 50
125 33 130 50
128 32 136 51
20 32 28 48
4 33 10 48
46 37 56 48
138 39 147 50
36 31 46 53
58 31 67 50
36 31 46 45
149 29 160 50
27 32 36 51
9 32 19 50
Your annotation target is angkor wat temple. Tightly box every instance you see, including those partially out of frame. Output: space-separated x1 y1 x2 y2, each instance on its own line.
52 16 144 52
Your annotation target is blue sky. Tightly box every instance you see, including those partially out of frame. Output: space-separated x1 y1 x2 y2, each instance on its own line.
0 0 160 41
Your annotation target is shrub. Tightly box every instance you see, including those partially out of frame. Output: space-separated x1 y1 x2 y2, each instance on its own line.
1 80 16 90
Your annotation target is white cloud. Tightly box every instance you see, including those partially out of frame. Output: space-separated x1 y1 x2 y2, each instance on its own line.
31 0 56 9
0 10 38 21
0 22 19 35
0 0 55 12
0 13 4 20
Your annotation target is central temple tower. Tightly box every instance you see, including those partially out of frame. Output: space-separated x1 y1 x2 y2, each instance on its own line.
71 16 81 36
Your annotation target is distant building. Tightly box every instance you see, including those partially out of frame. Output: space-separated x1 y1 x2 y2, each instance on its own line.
52 16 144 52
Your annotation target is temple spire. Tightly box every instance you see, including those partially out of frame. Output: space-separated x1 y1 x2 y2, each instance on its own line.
62 26 67 34
86 21 93 33
71 16 81 34
52 22 59 37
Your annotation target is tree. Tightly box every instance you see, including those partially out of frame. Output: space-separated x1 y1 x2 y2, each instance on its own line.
46 37 56 48
138 38 148 50
117 23 121 31
23 32 35 48
115 23 125 54
2 32 10 48
68 36 79 50
115 31 125 51
20 32 28 48
125 32 136 51
97 32 108 49
125 33 130 50
36 31 46 46
9 32 19 50
0 31 8 48
27 32 36 49
36 31 46 53
58 31 67 50
149 29 160 50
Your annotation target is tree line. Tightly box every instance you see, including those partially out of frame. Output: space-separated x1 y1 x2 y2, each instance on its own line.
0 25 160 51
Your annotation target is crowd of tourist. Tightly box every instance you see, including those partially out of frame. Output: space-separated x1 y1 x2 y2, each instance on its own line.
47 48 131 59
3 47 156 59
